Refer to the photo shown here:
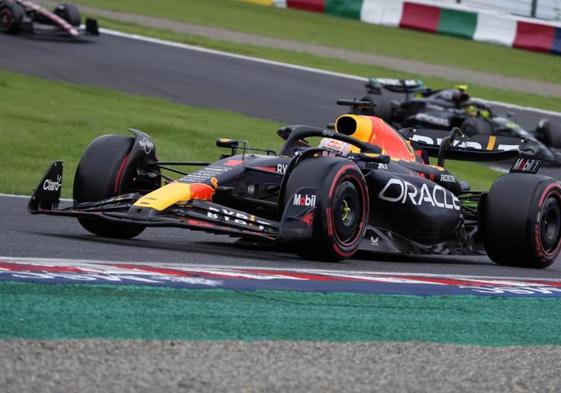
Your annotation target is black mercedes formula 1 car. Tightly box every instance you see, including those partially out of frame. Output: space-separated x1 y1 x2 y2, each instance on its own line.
28 101 561 268
0 0 98 38
360 78 561 165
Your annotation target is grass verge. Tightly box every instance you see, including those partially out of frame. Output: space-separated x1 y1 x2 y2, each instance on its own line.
94 17 561 113
2 281 561 346
0 69 499 197
73 0 561 86
0 70 279 197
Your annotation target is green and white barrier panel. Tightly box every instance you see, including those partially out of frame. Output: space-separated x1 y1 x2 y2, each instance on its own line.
244 0 561 55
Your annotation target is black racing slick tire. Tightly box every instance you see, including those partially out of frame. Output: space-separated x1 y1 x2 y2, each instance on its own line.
54 3 81 27
540 120 561 149
461 117 493 137
284 157 369 262
0 2 24 34
73 135 145 239
360 94 393 122
482 174 561 268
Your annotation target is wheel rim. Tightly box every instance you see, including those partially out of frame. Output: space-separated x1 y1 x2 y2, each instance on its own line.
540 197 561 253
332 181 361 244
0 9 14 31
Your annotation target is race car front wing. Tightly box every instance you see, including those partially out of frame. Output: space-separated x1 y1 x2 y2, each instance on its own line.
28 161 279 241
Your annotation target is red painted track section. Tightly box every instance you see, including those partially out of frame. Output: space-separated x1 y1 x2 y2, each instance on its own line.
3 257 561 297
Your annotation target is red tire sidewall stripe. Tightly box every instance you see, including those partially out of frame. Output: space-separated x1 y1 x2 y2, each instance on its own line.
0 8 14 29
113 153 130 195
326 165 369 257
535 183 561 259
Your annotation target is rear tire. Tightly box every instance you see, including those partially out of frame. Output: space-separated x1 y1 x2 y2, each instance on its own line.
54 3 81 27
540 120 561 149
283 157 369 261
74 135 146 239
482 174 561 268
0 2 24 34
360 94 393 123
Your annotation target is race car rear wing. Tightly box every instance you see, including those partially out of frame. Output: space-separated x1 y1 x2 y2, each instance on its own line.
401 127 534 165
366 78 426 95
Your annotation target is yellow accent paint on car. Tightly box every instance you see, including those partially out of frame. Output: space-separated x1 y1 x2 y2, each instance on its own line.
335 114 374 143
486 135 497 151
133 182 195 211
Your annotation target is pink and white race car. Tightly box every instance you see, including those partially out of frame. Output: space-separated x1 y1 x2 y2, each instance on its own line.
0 1 98 38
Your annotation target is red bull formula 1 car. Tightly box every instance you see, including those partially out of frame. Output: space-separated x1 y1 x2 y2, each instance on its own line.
0 0 98 38
28 101 561 268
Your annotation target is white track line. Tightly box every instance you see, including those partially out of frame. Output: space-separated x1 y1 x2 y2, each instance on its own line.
0 193 30 199
101 28 365 82
1 193 72 202
101 28 561 118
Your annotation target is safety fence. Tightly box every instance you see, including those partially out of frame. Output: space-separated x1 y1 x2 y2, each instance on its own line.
448 0 561 21
245 0 561 55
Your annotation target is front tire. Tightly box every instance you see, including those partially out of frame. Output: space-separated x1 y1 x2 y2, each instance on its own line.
283 157 369 261
539 120 561 149
482 174 561 268
54 3 81 27
74 135 147 239
0 2 24 34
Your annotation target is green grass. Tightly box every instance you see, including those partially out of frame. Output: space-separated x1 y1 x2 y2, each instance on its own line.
2 282 561 346
74 0 561 85
93 17 561 113
0 70 282 197
0 69 499 197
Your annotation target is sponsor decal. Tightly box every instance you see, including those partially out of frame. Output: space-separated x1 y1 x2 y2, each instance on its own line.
276 164 287 175
376 78 420 87
139 137 153 154
183 165 230 183
378 178 460 210
411 134 518 152
510 158 542 174
377 163 388 170
42 175 62 191
292 193 317 207
300 211 314 228
415 113 450 127
2 257 561 297
439 174 456 183
206 206 270 231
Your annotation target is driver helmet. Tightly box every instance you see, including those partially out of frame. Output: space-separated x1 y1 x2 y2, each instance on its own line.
465 104 478 117
452 84 470 105
318 138 353 156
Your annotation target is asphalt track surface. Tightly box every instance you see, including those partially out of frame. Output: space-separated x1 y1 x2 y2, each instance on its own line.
2 32 561 129
2 32 561 278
